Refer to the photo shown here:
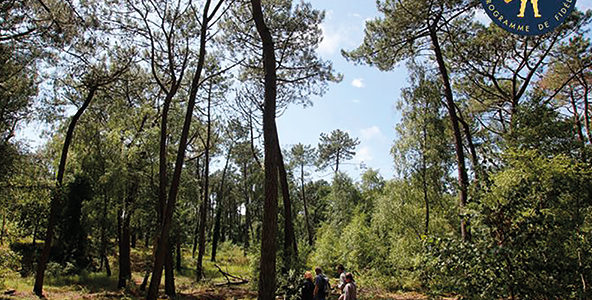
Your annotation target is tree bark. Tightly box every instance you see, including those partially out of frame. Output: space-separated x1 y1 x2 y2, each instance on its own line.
569 89 585 143
428 24 470 241
103 255 111 277
277 143 297 265
34 86 97 297
32 220 38 248
300 164 313 246
101 189 110 276
456 106 480 181
118 178 137 289
164 240 176 298
176 241 182 271
581 79 591 143
192 157 201 259
335 149 340 173
211 144 233 262
131 232 137 249
196 82 212 278
117 206 132 288
1 211 5 245
145 2 219 298
422 122 429 235
251 1 280 299
242 163 251 254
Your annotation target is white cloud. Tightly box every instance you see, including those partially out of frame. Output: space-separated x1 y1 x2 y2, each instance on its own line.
360 126 385 141
318 23 343 56
352 99 360 103
351 78 365 88
355 146 373 162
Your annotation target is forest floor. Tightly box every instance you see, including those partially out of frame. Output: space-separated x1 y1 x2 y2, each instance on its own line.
1 243 450 300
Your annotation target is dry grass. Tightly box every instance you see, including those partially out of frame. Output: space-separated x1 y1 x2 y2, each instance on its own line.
1 243 445 300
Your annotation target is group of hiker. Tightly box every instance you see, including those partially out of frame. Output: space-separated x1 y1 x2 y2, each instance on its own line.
301 264 357 300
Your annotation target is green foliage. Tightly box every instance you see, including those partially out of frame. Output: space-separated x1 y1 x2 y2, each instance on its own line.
425 150 592 298
0 246 22 289
317 130 360 173
343 0 474 70
371 180 455 290
507 99 581 156
276 269 304 300
55 174 93 270
325 173 362 227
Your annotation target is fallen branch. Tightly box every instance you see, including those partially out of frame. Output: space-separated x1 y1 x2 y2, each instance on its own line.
214 264 249 286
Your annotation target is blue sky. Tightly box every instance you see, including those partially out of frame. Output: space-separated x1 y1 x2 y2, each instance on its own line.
277 0 592 181
277 0 407 181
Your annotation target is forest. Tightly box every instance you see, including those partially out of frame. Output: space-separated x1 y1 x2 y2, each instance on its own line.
1 0 591 299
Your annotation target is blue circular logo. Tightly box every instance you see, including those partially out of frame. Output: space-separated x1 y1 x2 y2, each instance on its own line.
480 0 577 35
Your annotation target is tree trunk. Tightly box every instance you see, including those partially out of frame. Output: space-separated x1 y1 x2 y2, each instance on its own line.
117 207 132 288
193 157 201 259
131 232 137 248
422 123 429 235
212 206 222 262
249 113 262 167
277 143 298 265
335 149 340 173
192 219 199 259
197 83 212 278
301 164 313 246
1 211 5 245
251 1 280 299
100 189 110 276
164 240 176 298
212 144 233 262
176 241 181 271
145 2 216 298
210 202 222 261
582 80 591 143
147 30 181 298
243 163 251 254
428 25 470 241
570 89 585 143
140 270 150 291
32 220 38 248
119 167 138 289
34 86 97 297
103 254 111 277
456 106 480 181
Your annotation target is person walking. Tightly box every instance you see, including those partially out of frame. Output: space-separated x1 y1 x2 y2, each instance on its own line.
338 273 357 300
336 264 346 293
301 271 315 300
313 267 330 300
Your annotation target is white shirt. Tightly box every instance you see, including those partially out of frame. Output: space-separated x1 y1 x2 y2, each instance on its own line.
338 272 346 291
339 282 356 300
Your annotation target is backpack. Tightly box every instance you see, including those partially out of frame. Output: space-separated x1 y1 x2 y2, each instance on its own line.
321 275 330 296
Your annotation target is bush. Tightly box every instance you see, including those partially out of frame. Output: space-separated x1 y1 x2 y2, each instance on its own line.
424 151 592 299
276 269 304 300
0 246 22 289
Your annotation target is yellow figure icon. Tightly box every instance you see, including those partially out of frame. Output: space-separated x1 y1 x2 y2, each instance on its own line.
504 0 542 18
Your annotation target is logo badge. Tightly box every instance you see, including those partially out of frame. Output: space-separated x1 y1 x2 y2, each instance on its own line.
481 0 577 35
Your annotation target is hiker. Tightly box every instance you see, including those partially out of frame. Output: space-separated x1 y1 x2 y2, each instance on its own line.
336 264 346 292
301 271 315 300
338 272 357 300
313 267 330 300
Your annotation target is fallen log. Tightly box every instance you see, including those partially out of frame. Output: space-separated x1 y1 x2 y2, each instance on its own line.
214 264 249 286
